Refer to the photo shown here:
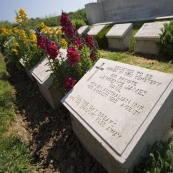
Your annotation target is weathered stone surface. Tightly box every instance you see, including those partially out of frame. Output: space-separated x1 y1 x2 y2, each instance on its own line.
77 25 90 36
106 23 133 50
87 24 106 36
30 49 67 109
135 22 169 39
62 58 173 173
134 21 169 54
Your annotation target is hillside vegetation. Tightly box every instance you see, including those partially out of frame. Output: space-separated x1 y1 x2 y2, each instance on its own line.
0 8 87 30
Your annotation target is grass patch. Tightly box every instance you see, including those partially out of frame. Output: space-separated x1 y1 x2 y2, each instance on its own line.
0 52 34 173
99 50 173 74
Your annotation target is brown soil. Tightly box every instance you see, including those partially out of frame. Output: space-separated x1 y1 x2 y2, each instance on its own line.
5 57 108 173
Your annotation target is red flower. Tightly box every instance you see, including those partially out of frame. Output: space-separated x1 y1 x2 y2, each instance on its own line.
90 52 96 60
46 41 60 60
0 29 3 34
60 12 69 26
37 35 47 50
85 35 94 49
67 46 80 66
37 34 60 60
63 76 76 91
74 38 83 50
60 12 77 38
62 25 76 38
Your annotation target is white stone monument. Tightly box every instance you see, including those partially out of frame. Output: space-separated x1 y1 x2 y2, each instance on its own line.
61 58 173 173
30 49 67 109
87 24 106 37
106 23 133 50
134 21 169 55
77 25 90 36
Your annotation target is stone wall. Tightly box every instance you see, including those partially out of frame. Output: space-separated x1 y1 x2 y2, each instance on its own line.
86 0 173 24
85 2 104 25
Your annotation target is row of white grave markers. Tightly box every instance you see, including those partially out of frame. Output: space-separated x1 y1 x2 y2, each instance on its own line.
81 21 169 55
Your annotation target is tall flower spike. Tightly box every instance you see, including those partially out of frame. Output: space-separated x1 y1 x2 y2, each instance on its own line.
85 35 94 49
46 41 60 60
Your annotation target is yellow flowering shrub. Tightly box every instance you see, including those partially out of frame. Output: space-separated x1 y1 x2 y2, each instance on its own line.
12 48 18 55
40 22 67 48
3 8 44 69
61 38 68 48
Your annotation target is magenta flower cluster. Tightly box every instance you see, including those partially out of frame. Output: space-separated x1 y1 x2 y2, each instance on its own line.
63 76 76 92
60 12 76 38
67 46 80 66
59 11 99 92
37 12 100 93
37 34 59 60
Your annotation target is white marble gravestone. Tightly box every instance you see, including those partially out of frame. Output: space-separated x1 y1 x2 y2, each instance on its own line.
30 49 67 109
77 25 90 36
61 58 173 173
106 23 133 50
87 24 106 36
134 21 169 55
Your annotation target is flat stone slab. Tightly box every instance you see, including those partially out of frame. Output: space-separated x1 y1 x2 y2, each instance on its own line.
106 23 132 38
77 25 90 36
87 24 106 36
62 58 173 172
134 21 170 54
30 49 67 109
30 58 52 88
30 48 67 89
134 21 169 40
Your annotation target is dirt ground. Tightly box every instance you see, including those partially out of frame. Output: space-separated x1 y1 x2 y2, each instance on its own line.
5 57 108 173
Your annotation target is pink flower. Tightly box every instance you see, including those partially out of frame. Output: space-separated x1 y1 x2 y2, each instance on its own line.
67 46 80 66
63 76 76 91
85 35 94 49
74 38 83 50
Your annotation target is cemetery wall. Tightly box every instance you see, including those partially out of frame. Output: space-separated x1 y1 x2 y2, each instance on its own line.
86 0 173 24
85 2 104 25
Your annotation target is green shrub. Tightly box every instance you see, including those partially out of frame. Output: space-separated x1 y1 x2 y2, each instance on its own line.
72 19 86 29
129 22 144 52
35 23 42 32
68 9 88 24
134 133 173 173
156 20 173 59
95 24 114 49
